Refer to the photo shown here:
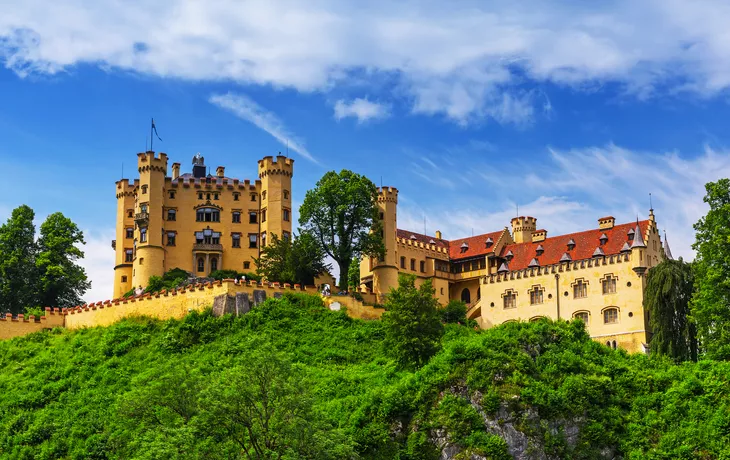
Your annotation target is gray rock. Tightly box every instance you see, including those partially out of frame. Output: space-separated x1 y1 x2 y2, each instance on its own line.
273 292 283 299
235 292 250 316
253 289 267 306
211 294 235 317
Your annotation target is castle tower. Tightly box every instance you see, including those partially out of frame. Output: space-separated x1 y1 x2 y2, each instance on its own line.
258 155 294 247
113 179 136 298
371 187 399 298
131 151 168 288
511 216 537 244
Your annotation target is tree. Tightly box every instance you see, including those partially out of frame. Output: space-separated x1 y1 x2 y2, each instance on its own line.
692 179 730 360
299 170 384 288
348 257 360 291
254 232 330 286
0 205 38 314
441 300 467 324
644 258 697 361
35 212 90 309
382 274 444 369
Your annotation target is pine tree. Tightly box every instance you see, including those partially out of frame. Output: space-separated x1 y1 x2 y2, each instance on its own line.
644 258 696 361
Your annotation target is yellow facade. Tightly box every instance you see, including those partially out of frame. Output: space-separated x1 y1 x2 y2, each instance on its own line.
112 151 293 298
360 186 668 353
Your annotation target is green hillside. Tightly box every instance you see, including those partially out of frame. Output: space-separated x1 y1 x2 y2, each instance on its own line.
1 293 729 459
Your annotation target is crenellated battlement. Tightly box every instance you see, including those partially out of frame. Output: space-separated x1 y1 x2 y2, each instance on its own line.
396 236 449 255
137 151 168 174
484 252 632 285
377 186 398 203
115 179 136 198
258 155 294 178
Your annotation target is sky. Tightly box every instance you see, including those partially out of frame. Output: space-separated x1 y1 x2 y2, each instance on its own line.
2 0 730 302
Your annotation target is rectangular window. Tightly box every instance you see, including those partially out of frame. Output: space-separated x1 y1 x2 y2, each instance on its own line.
574 281 587 299
602 277 617 294
167 233 176 246
283 190 289 199
604 308 618 324
125 250 133 262
420 261 426 272
167 209 176 221
214 193 219 200
283 209 290 222
198 192 203 200
251 193 257 202
503 292 516 309
282 231 290 241
249 234 258 248
261 232 267 246
248 212 257 224
126 228 134 239
140 228 147 243
410 259 416 271
141 185 148 194
121 276 127 283
196 209 220 222
400 257 406 269
262 209 267 222
232 212 241 223
168 191 175 199
244 261 251 270
234 193 240 201
127 210 133 218
232 234 241 248
530 289 543 305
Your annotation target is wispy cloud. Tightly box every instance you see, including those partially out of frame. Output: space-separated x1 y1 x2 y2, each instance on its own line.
334 98 390 123
209 92 317 163
6 1 730 122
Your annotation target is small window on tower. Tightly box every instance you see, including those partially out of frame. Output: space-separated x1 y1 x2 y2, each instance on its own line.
283 190 289 199
233 193 240 201
244 261 251 270
283 209 290 222
214 193 219 200
198 192 203 200
121 276 127 283
282 231 290 241
249 234 258 248
127 210 133 218
262 209 267 222
168 191 175 199
207 193 211 200
125 249 133 262
250 193 257 202
249 212 257 224
232 234 241 248
232 212 241 223
140 228 147 243
167 209 176 221
262 191 267 200
167 233 176 246
126 228 134 239
141 185 148 194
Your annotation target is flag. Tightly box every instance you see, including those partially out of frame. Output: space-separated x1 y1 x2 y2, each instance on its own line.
151 118 162 142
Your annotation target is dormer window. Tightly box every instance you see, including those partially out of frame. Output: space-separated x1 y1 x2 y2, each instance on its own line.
536 244 544 256
505 250 514 260
627 228 635 241
567 238 576 250
460 242 468 254
485 237 493 248
599 233 608 246
410 235 417 241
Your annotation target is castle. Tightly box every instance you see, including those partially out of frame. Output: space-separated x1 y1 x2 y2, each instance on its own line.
359 187 671 353
112 151 293 298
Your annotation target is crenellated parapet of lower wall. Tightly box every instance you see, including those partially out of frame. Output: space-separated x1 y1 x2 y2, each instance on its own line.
0 308 66 340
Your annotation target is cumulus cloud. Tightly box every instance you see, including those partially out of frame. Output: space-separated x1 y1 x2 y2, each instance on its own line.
398 143 730 261
4 1 730 123
79 228 116 303
209 92 317 163
333 98 390 123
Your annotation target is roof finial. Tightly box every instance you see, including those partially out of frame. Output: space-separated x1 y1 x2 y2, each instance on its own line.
649 192 653 211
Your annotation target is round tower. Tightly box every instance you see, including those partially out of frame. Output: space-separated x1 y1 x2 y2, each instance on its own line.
131 151 168 288
511 216 537 244
372 186 399 299
113 179 135 298
258 155 294 247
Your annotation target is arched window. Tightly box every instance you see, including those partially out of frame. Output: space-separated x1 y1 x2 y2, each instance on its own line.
603 307 619 324
461 288 471 304
197 258 205 273
574 311 589 324
612 340 617 349
211 257 218 272
196 207 220 222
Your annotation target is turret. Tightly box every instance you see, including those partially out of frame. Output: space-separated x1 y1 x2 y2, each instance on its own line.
370 186 399 297
258 155 294 248
511 216 537 244
132 151 168 288
112 179 136 298
171 162 180 180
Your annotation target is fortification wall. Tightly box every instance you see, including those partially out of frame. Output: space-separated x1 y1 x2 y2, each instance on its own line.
0 308 65 340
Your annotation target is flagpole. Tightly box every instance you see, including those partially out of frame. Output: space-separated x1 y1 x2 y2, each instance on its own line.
150 118 154 152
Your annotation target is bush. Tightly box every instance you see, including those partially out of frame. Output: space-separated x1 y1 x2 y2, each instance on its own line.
441 300 467 324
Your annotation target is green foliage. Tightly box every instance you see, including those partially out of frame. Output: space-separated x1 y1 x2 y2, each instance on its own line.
348 256 360 290
692 178 730 359
442 300 468 324
254 232 330 286
382 274 444 369
23 306 45 318
2 297 730 458
0 206 89 313
209 269 262 282
645 258 697 361
299 169 385 288
144 267 190 294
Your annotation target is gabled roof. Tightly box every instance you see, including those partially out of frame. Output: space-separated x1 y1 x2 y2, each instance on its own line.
448 230 506 260
497 220 650 271
396 229 448 249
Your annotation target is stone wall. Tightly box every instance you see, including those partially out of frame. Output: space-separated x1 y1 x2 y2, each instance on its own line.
0 308 65 340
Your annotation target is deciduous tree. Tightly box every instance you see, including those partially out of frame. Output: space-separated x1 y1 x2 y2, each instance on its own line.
254 232 330 286
382 274 444 369
0 205 38 314
644 258 697 361
692 179 730 359
299 170 384 288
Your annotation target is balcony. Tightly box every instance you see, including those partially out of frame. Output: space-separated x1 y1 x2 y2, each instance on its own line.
193 243 223 252
135 212 149 225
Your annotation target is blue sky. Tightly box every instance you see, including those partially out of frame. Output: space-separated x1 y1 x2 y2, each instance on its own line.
3 0 730 302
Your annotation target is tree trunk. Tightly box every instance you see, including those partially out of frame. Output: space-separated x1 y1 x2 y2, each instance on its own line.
338 258 349 290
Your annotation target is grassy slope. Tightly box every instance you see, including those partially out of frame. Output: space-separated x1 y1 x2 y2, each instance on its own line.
0 293 729 459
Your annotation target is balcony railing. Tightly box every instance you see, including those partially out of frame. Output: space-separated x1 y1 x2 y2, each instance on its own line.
135 212 149 225
193 243 223 252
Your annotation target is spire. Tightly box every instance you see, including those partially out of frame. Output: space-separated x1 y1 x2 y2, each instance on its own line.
664 230 674 260
631 221 646 249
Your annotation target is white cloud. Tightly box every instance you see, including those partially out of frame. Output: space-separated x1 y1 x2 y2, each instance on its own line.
334 98 390 123
78 228 116 303
5 1 730 122
209 92 317 163
398 143 730 261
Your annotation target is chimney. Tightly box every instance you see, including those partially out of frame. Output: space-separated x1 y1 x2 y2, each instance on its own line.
171 163 180 180
598 216 615 230
532 229 547 242
216 166 225 177
435 230 442 239
511 216 537 244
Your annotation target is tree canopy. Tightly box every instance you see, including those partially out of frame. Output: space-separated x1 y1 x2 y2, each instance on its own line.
0 205 89 314
254 232 330 286
298 170 384 288
691 178 730 360
644 258 697 361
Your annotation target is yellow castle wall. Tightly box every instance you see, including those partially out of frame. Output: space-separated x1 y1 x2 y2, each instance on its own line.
0 309 66 340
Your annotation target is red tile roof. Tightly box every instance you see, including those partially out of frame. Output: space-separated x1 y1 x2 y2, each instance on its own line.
448 231 506 260
396 229 448 249
498 220 649 271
